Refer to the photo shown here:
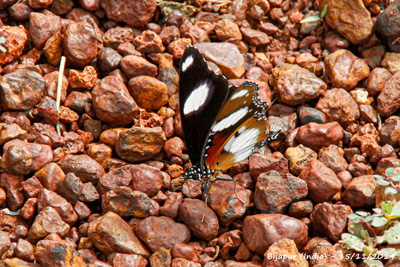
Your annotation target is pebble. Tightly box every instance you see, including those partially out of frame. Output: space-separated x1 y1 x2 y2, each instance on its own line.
240 27 270 47
103 27 134 49
248 152 289 180
284 144 317 175
116 127 166 163
298 106 327 125
102 186 152 218
318 145 348 174
324 50 370 91
29 12 61 50
377 71 400 117
194 42 245 79
120 55 157 79
342 175 375 208
262 238 308 267
271 63 327 106
0 26 28 65
242 214 308 255
381 52 400 74
321 0 373 45
1 68 45 110
63 20 98 68
288 200 313 218
49 0 73 15
207 180 250 226
379 116 400 147
134 30 165 54
312 202 353 242
108 253 148 267
214 20 242 42
88 211 150 257
298 159 342 203
349 123 381 158
128 76 168 111
1 140 53 175
296 122 343 152
375 2 400 38
58 154 105 183
366 68 392 97
316 88 360 126
171 243 199 263
92 76 140 126
0 173 24 210
254 171 308 214
135 216 191 252
179 199 219 241
34 240 86 266
102 0 156 27
68 66 97 89
27 206 70 243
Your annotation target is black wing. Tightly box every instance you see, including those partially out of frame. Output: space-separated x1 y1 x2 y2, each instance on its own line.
179 46 230 167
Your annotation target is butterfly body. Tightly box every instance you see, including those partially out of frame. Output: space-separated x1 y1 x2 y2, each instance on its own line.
179 46 283 220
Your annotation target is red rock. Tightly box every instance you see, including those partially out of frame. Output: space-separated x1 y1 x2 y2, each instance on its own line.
0 26 28 65
133 30 165 54
249 152 289 180
120 55 157 79
88 212 150 257
58 154 105 183
102 0 156 27
296 122 344 152
324 50 370 91
116 127 167 163
318 145 348 174
284 144 317 175
349 123 381 158
171 243 199 263
102 186 152 218
135 216 191 252
242 214 308 255
34 162 65 192
0 173 24 210
179 199 219 241
377 71 400 117
298 159 342 203
128 76 168 111
15 239 35 262
271 64 327 106
168 38 192 60
29 12 61 50
44 71 68 102
34 240 86 266
240 27 270 47
316 88 360 126
108 253 148 267
63 20 98 68
342 176 375 208
312 202 353 242
68 66 97 89
103 27 134 49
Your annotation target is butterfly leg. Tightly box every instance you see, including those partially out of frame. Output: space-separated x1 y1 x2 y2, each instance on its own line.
202 181 209 223
214 176 245 204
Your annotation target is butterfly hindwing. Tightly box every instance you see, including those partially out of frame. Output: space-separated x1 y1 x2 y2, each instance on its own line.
203 82 273 171
179 46 231 167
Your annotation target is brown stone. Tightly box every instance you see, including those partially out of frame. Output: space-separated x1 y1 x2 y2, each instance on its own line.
284 144 317 175
320 0 373 45
381 52 400 74
133 30 165 54
240 27 270 47
243 214 308 255
102 0 156 27
0 26 28 65
271 63 327 106
128 76 168 111
296 122 343 152
179 199 219 241
27 207 70 243
63 20 98 68
116 127 167 163
120 55 157 79
349 123 381 158
324 50 370 90
103 27 134 49
29 12 61 50
68 66 97 89
214 20 242 42
262 238 308 267
312 202 353 242
135 216 191 252
93 76 140 126
108 253 148 267
342 176 375 208
316 88 360 126
58 154 105 183
34 240 86 266
377 71 400 117
0 173 24 210
194 42 245 79
366 68 392 97
254 171 308 214
171 243 199 263
299 159 342 203
249 152 289 180
149 247 172 267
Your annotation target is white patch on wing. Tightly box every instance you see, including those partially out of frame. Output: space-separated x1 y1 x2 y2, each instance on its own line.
223 128 260 162
211 107 248 132
183 81 211 115
181 54 194 72
230 89 249 100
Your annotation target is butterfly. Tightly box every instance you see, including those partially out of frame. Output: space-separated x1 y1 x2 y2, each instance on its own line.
179 46 283 221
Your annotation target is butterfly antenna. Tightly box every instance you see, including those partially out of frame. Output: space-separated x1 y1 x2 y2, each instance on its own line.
141 153 173 165
271 98 278 104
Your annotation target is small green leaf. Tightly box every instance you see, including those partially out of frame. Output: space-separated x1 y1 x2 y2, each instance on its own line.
360 229 370 239
381 202 392 214
364 216 374 222
376 179 390 186
0 36 6 43
348 213 360 220
0 45 6 53
373 174 384 179
320 4 328 19
373 208 384 214
356 211 369 217
364 259 384 267
377 248 400 258
390 201 400 216
371 216 387 227
340 233 365 251
392 173 400 181
385 187 399 195
386 167 395 176
383 223 400 244
300 16 321 24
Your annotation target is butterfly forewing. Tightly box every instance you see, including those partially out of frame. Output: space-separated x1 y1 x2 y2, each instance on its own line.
203 82 271 171
179 46 231 167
